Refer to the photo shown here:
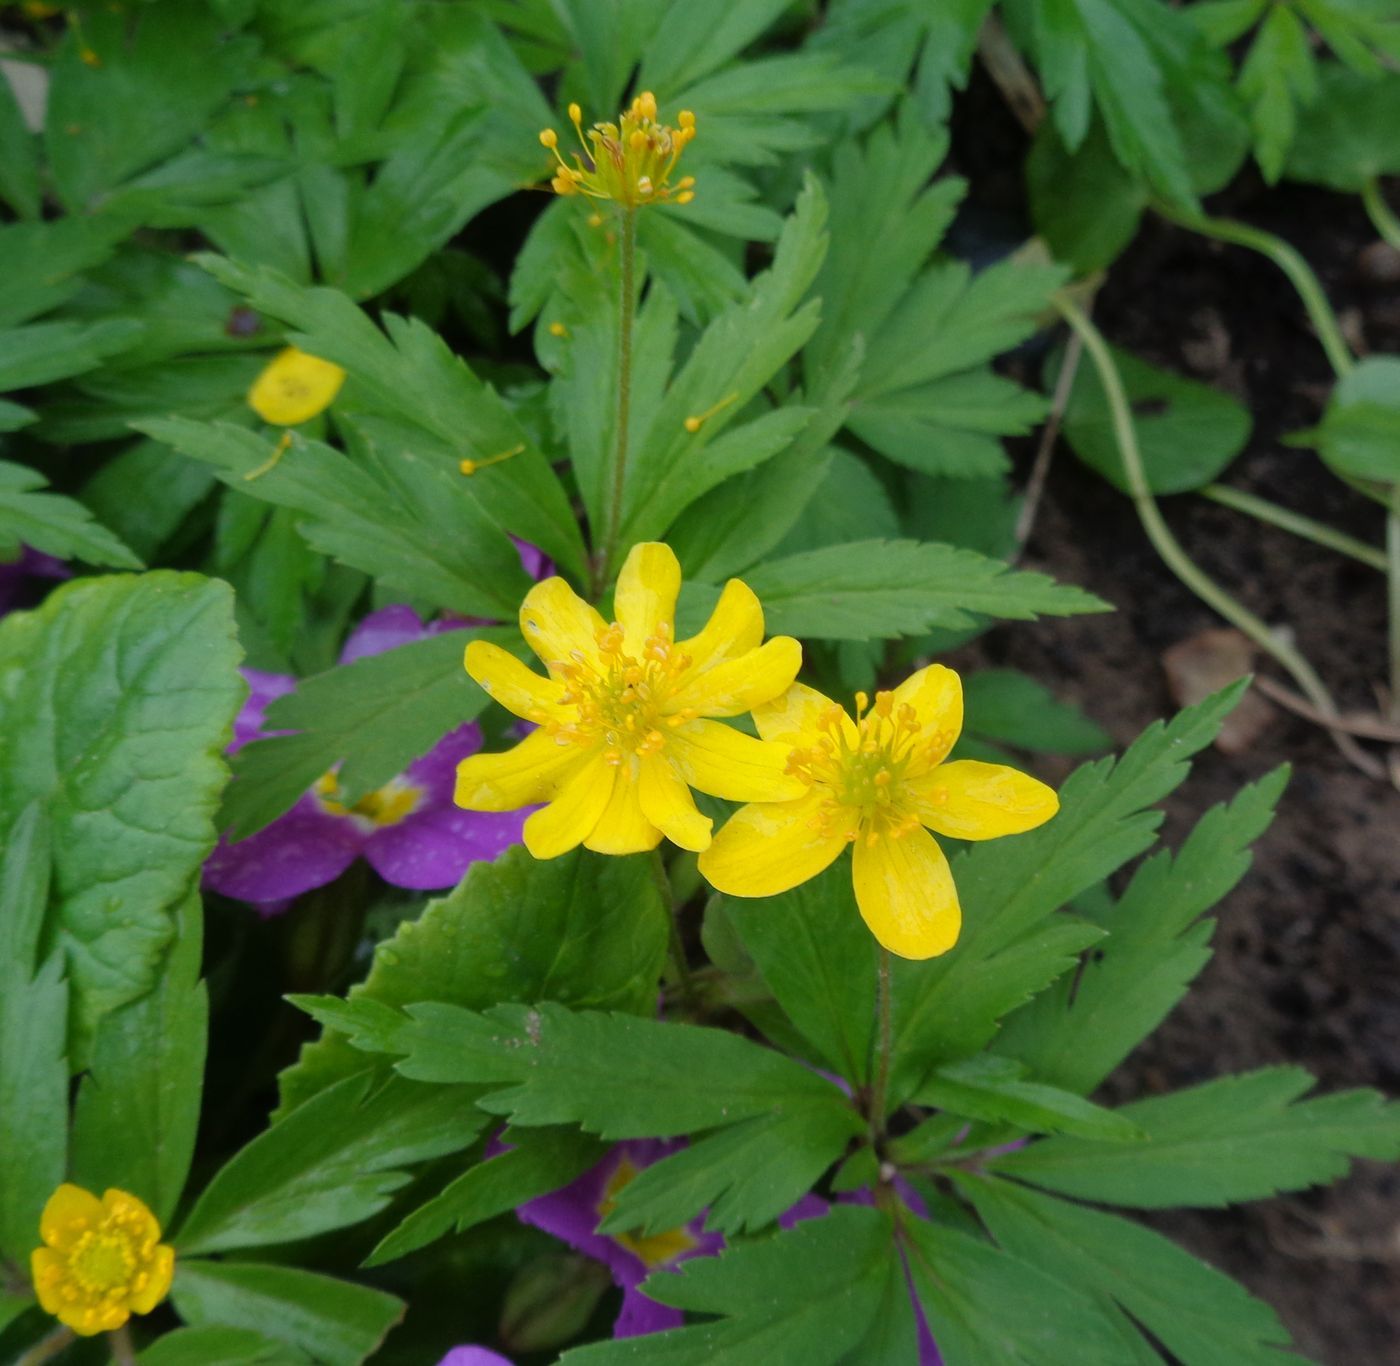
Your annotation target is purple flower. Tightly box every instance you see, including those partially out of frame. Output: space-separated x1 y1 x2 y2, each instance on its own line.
0 547 69 616
437 1351 514 1366
203 606 530 912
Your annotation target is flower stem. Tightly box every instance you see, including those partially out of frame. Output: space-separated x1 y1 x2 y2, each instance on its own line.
1388 484 1400 723
108 1325 137 1366
1200 483 1387 572
15 1328 74 1366
1054 293 1380 775
1362 177 1400 252
598 206 638 595
870 947 893 1138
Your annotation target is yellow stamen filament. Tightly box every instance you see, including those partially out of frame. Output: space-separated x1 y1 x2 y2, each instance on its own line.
460 443 525 476
683 392 740 433
244 429 293 482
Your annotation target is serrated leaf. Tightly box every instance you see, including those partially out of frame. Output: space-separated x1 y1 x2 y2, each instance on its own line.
278 846 668 1112
70 886 207 1227
171 1260 402 1366
992 1066 1400 1206
963 669 1111 756
957 1175 1295 1365
996 767 1288 1094
698 539 1106 641
0 318 144 393
562 1206 917 1365
0 461 142 568
0 216 134 328
0 572 242 1053
1289 355 1400 484
175 1072 484 1254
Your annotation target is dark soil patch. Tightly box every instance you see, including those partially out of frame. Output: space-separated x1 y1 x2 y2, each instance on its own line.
963 179 1400 1364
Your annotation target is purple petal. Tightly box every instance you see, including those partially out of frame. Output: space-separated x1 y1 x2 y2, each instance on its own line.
614 1284 683 1339
234 668 297 751
402 722 484 803
364 803 528 891
202 797 363 905
0 547 71 616
340 604 436 663
511 536 550 581
437 1350 514 1366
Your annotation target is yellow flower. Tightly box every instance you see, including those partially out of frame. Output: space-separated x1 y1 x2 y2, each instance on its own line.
455 542 804 857
539 91 696 207
31 1184 174 1337
247 346 345 426
698 667 1059 960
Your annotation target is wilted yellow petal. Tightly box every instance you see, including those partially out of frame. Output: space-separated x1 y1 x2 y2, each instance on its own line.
911 759 1059 840
454 730 582 810
637 754 712 851
464 640 567 722
851 826 960 959
752 681 855 747
519 576 608 675
614 542 682 655
666 636 801 718
699 788 852 897
669 718 806 802
891 663 963 771
676 578 764 674
247 346 345 426
524 751 617 858
585 760 664 854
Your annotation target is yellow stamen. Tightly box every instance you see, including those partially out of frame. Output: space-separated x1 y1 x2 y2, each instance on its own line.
683 392 740 433
460 443 525 476
244 429 293 482
548 321 568 338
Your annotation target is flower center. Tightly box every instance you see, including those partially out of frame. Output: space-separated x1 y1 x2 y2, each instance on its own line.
68 1232 136 1293
545 621 697 766
786 691 954 843
596 1159 699 1269
315 772 421 827
540 92 696 206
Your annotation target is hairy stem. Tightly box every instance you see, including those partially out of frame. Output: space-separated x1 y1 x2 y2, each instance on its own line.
870 947 893 1139
1054 293 1381 776
1200 483 1387 572
1362 177 1400 253
598 206 638 594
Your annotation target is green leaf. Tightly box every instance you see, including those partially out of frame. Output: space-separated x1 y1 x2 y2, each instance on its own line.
996 767 1288 1094
992 1065 1400 1206
0 69 40 220
82 440 218 563
1061 342 1252 494
70 887 207 1227
958 1175 1295 1364
139 1326 311 1365
889 683 1249 1097
0 319 144 394
601 1100 862 1238
277 846 668 1112
0 216 134 328
190 257 586 578
175 1073 484 1255
722 863 877 1083
963 669 1111 756
0 802 68 1265
915 1057 1143 1141
562 1206 917 1365
296 997 848 1138
0 572 242 1053
1289 355 1400 484
0 461 142 568
701 539 1106 641
171 1260 402 1366
219 628 494 841
639 0 793 92
368 1126 608 1266
904 1213 1133 1365
1286 66 1400 190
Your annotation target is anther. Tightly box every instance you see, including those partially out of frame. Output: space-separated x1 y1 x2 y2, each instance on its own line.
548 320 568 337
683 391 740 433
539 128 558 148
460 442 525 476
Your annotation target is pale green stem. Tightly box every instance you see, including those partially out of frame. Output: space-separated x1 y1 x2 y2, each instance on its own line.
1200 483 1387 572
15 1327 74 1366
869 947 893 1140
108 1324 137 1366
1054 293 1360 752
598 206 638 594
1155 204 1354 379
1389 484 1400 722
1362 177 1400 252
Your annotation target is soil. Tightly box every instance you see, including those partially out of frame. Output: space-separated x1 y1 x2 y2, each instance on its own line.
957 172 1400 1364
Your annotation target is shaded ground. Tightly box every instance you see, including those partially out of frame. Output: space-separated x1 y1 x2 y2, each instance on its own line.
965 178 1400 1364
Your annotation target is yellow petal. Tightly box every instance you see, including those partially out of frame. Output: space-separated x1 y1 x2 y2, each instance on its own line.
666 636 802 718
751 681 857 747
584 759 664 854
890 663 963 771
31 1248 63 1313
637 754 712 851
455 730 583 810
524 752 617 858
668 719 807 802
614 542 682 655
911 759 1059 840
464 640 567 722
247 346 345 426
39 1183 102 1248
128 1244 174 1314
101 1189 160 1242
698 788 852 897
851 826 960 959
519 575 608 676
675 578 764 674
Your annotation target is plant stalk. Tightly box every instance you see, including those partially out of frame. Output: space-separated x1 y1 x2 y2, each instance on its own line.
1362 177 1400 252
870 947 893 1139
108 1325 137 1366
598 206 638 594
649 847 692 1000
15 1328 75 1366
1200 483 1387 572
1389 484 1400 723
